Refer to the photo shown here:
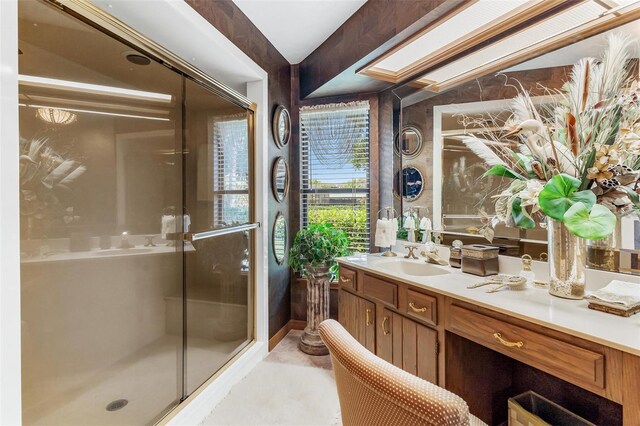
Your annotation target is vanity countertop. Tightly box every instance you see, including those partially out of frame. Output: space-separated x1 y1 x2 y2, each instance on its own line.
337 253 640 356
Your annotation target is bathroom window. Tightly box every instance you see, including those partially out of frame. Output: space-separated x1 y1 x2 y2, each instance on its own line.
208 115 250 227
300 101 370 252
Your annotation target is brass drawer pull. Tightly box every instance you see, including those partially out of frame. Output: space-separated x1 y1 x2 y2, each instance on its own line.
340 276 352 284
409 302 427 313
493 332 524 348
382 316 390 335
366 309 372 326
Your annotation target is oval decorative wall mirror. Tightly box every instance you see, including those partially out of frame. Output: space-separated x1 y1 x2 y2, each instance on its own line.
272 105 291 148
271 157 290 202
394 126 423 159
273 212 287 264
394 166 424 201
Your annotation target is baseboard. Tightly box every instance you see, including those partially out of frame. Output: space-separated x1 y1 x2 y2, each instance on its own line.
268 319 307 351
163 341 267 426
290 319 306 330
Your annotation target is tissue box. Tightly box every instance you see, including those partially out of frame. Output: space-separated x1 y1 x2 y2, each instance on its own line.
461 244 499 276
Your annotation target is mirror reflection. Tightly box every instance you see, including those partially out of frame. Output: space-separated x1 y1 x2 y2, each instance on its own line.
394 166 424 201
272 105 291 148
391 19 640 275
394 126 423 159
273 212 287 264
272 157 289 202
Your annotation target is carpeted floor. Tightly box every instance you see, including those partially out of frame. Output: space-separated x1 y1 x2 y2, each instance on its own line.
201 330 341 426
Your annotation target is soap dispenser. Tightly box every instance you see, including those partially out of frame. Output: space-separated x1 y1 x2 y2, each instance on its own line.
519 254 535 285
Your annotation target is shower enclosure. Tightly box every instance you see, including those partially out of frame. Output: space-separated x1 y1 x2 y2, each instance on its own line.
18 1 256 424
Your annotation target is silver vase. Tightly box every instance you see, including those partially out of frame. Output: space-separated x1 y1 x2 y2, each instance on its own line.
547 219 586 299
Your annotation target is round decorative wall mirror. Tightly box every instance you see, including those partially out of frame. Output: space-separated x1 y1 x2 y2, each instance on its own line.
272 105 291 148
271 157 290 202
273 212 287 265
394 166 424 201
394 126 423 159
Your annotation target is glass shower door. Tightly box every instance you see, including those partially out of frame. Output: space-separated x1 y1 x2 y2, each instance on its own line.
182 78 255 395
18 1 184 424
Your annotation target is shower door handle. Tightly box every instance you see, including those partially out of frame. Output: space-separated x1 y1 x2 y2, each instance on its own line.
185 222 261 242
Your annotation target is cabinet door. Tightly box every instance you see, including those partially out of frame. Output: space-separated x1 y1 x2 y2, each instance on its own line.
402 318 438 383
377 308 394 363
339 289 375 351
339 289 358 339
357 298 376 352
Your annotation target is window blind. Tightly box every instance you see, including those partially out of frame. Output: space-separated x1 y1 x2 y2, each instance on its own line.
212 115 249 227
300 101 370 252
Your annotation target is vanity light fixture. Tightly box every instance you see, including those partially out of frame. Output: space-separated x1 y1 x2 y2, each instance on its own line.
358 0 640 91
18 74 172 103
414 0 640 93
357 0 569 83
36 107 77 125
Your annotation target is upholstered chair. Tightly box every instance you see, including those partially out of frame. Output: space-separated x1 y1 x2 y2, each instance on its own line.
319 319 486 426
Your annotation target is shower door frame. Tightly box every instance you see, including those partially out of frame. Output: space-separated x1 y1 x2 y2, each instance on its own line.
4 0 270 424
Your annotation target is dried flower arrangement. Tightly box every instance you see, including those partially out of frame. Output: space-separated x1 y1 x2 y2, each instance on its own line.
20 137 86 236
462 35 640 241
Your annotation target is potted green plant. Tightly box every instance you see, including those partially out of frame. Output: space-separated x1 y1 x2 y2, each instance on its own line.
289 223 350 355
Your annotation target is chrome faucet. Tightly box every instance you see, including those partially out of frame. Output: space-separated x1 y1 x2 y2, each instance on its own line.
120 231 134 249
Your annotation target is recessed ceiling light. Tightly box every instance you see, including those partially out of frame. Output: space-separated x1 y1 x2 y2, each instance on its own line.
125 53 151 66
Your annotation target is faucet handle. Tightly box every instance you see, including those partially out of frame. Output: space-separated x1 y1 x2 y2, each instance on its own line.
404 244 420 260
144 236 157 247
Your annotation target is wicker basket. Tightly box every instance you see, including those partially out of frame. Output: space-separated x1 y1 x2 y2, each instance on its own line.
508 391 595 426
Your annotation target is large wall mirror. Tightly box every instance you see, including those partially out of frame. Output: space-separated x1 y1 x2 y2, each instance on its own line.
388 18 640 276
271 156 289 202
273 212 287 265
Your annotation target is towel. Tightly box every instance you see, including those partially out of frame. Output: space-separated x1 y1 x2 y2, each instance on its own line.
161 215 176 239
404 216 416 229
419 217 432 243
586 280 640 310
375 218 397 248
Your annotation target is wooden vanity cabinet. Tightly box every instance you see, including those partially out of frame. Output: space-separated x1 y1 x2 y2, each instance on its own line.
338 267 439 384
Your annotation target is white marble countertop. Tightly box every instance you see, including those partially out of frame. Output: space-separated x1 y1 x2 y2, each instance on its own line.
337 252 640 357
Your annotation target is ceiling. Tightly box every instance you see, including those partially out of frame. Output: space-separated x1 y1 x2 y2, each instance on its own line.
232 0 366 64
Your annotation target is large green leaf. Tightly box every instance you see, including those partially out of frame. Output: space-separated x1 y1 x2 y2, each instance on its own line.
563 202 617 239
482 164 526 181
511 197 535 229
538 174 596 221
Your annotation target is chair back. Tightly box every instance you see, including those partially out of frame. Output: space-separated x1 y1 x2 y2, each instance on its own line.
319 319 473 426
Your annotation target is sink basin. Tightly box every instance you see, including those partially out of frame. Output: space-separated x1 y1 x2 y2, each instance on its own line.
375 259 449 277
93 248 154 256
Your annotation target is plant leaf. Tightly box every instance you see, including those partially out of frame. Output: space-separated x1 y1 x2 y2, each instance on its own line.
482 164 526 181
511 197 536 229
563 202 617 239
538 174 596 221
617 185 640 210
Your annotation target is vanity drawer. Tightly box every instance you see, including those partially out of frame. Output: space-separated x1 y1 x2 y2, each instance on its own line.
405 289 437 326
339 266 356 290
363 274 397 307
447 304 605 391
